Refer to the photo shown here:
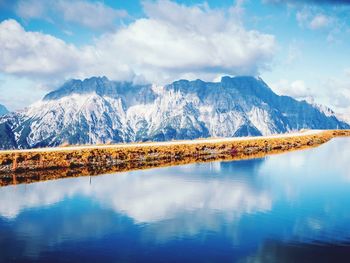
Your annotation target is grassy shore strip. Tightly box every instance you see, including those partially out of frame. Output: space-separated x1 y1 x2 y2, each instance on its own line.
0 129 349 187
0 143 327 187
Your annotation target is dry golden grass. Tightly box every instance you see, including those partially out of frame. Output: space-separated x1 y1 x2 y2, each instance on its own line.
0 129 349 187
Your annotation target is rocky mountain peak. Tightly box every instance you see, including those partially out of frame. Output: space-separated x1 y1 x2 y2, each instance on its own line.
0 76 348 150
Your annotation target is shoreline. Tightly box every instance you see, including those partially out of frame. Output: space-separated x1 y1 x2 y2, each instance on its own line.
0 129 349 187
0 129 324 154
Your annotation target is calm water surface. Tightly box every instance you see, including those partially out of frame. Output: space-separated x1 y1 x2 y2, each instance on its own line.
1 138 350 263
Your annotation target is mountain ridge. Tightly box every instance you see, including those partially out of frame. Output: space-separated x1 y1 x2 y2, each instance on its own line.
0 104 9 116
0 76 348 150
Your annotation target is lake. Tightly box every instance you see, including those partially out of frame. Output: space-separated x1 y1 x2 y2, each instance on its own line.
1 138 350 263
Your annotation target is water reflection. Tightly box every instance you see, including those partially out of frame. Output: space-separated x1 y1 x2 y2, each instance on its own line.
1 138 350 262
0 158 271 224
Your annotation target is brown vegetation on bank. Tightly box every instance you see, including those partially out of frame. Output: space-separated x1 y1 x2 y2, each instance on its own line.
0 130 349 187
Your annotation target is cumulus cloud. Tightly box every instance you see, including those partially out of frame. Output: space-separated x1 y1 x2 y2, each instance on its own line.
0 19 135 81
0 18 135 81
56 0 128 30
94 0 276 83
320 77 350 123
270 74 350 122
15 0 128 30
16 0 48 20
0 169 271 225
0 0 276 84
0 19 81 78
296 9 332 30
294 5 347 44
270 73 350 121
323 78 350 109
309 14 331 29
270 79 314 100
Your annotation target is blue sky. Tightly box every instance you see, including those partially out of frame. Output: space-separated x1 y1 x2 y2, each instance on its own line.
0 0 350 120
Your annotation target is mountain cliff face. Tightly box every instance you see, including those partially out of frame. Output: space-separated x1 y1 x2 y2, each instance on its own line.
0 76 348 149
0 104 8 116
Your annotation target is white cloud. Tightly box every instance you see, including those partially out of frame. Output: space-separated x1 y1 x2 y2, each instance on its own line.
337 107 350 124
296 9 309 27
296 8 332 30
0 170 271 225
323 78 350 109
286 41 302 64
0 19 134 81
269 74 350 119
270 79 313 100
15 0 48 20
15 0 128 30
309 14 330 29
0 19 82 78
292 4 350 44
290 80 309 95
344 68 350 77
94 0 276 83
0 165 273 251
0 0 276 85
56 0 128 30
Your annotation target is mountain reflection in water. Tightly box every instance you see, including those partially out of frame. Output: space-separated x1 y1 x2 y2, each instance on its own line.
0 138 350 263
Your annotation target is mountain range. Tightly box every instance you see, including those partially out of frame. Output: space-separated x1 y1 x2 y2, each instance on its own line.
0 76 348 150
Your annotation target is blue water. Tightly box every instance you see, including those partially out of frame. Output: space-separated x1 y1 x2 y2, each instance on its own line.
1 138 350 262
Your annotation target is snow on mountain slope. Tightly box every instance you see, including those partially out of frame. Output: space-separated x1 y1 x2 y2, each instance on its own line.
313 103 336 118
0 76 348 149
313 103 350 126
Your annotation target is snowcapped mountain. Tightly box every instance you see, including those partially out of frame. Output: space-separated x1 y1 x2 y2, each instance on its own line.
0 104 8 116
0 76 348 149
312 103 350 126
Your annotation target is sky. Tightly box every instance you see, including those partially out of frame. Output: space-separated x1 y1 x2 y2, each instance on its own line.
0 0 349 119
